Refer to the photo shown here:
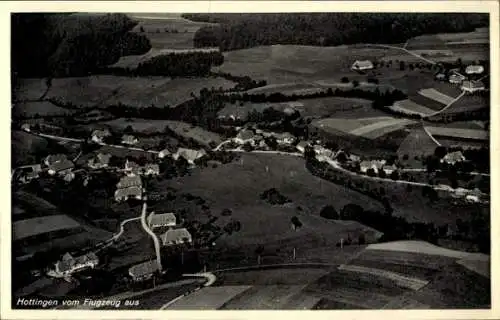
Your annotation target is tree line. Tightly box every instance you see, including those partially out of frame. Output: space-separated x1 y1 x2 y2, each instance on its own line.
183 13 488 51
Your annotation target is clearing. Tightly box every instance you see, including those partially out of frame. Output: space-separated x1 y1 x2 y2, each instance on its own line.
424 126 489 141
45 75 235 109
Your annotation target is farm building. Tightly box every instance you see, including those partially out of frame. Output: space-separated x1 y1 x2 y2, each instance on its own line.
461 80 485 93
116 175 142 189
124 159 141 175
296 141 310 153
158 148 172 159
449 73 466 84
160 228 192 246
148 212 177 229
91 129 111 143
234 129 255 145
435 73 447 81
21 123 31 132
88 153 111 169
143 163 160 176
44 154 68 166
360 160 386 174
128 260 159 282
351 60 374 71
465 65 484 75
275 132 296 145
173 148 207 165
114 186 142 202
441 151 465 165
48 252 99 278
47 159 74 176
382 164 397 175
465 195 480 203
122 134 138 145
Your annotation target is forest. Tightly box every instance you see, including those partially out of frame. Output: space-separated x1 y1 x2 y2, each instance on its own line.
183 13 489 50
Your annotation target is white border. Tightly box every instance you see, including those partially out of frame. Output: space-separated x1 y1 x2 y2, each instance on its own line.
1 1 498 320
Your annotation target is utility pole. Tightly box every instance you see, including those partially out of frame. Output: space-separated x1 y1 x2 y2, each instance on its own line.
340 238 344 250
293 247 296 260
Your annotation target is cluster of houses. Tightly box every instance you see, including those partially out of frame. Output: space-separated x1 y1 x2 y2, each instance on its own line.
44 154 75 182
47 252 99 279
232 127 297 148
90 129 139 146
127 212 193 282
115 175 143 202
436 64 486 94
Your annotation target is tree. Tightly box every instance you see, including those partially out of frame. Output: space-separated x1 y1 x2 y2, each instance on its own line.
378 169 386 178
399 61 406 71
304 145 316 162
139 26 145 32
124 125 134 134
340 203 364 220
291 216 303 230
390 170 399 180
352 80 360 87
255 245 264 265
358 233 366 245
434 146 448 159
366 168 376 177
341 76 349 83
242 142 253 152
320 205 339 220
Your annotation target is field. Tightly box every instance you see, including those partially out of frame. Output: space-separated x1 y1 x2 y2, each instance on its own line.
438 94 489 115
397 127 439 160
418 88 455 105
218 97 374 120
13 215 81 240
390 99 436 116
44 75 235 109
424 126 489 141
214 44 403 84
313 117 416 140
13 101 75 118
155 153 385 249
101 118 222 147
12 78 48 102
11 130 49 167
127 13 217 50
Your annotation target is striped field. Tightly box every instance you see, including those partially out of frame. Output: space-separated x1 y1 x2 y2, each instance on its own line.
418 88 456 105
424 126 489 141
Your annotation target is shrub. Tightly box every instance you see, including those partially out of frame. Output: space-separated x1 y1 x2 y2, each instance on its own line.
319 205 339 219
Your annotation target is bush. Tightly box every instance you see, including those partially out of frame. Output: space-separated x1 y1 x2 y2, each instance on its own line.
341 77 349 83
319 205 339 219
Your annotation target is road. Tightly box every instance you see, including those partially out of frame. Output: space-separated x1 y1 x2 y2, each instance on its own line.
140 197 163 272
365 43 437 65
422 124 442 146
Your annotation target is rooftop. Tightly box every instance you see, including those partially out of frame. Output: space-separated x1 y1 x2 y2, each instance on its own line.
129 260 159 278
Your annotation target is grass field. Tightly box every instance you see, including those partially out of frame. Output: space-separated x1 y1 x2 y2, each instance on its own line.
13 101 75 118
101 118 222 146
214 44 398 84
13 215 82 240
418 88 455 105
157 153 384 249
439 95 489 115
45 75 235 109
11 130 49 167
424 126 488 141
390 99 436 116
397 127 438 159
13 78 48 102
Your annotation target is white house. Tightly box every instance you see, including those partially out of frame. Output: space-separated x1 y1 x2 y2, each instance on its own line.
173 148 207 165
91 129 111 143
382 164 397 175
88 153 111 169
21 123 31 132
158 148 171 159
47 252 99 278
441 151 466 165
114 186 142 202
148 212 176 229
465 65 484 75
360 160 386 174
461 80 485 93
465 195 480 203
234 129 255 145
351 60 374 71
275 132 296 145
449 73 466 84
296 141 310 153
122 134 138 145
143 163 160 176
47 159 74 176
116 175 142 189
160 228 193 246
128 260 159 282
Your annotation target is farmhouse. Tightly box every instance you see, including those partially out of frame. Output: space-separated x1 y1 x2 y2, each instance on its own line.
148 212 177 229
465 195 480 203
360 160 386 174
158 148 172 159
48 252 99 278
48 159 74 176
143 163 160 176
449 73 466 84
88 153 111 169
44 154 68 167
382 164 397 175
173 148 207 165
116 175 142 189
296 141 310 153
160 228 192 246
441 151 465 165
128 260 159 282
275 132 296 145
465 65 484 75
461 80 485 93
17 164 42 184
351 60 374 71
124 159 141 175
91 129 111 143
234 129 255 145
122 134 138 145
435 73 447 81
21 123 31 132
114 186 143 202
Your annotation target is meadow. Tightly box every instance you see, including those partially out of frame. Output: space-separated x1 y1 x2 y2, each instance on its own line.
13 101 75 118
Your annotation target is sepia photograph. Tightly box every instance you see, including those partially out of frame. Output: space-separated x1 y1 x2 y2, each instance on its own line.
3 1 498 319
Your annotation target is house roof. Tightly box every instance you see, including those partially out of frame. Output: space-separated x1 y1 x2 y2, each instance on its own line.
161 228 192 245
125 160 139 169
296 141 309 148
92 129 111 138
114 186 142 198
275 132 295 140
48 159 74 172
443 151 465 162
148 212 176 226
129 260 158 278
57 252 98 272
462 80 485 89
176 148 207 162
236 129 255 141
45 154 68 165
352 60 373 69
159 148 171 155
116 175 142 189
144 163 160 172
74 252 98 265
122 134 137 142
465 65 484 74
